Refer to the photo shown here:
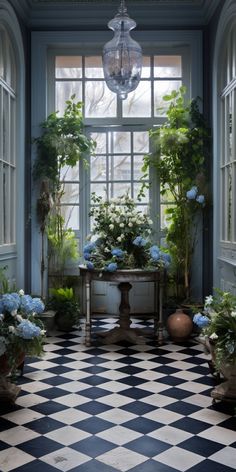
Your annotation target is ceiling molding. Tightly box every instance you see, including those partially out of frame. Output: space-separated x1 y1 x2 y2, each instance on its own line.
12 0 222 28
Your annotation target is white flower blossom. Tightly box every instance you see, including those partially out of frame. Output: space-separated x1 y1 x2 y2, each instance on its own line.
204 295 213 306
128 222 133 227
104 247 110 253
18 289 24 296
109 224 114 230
16 315 23 322
231 311 236 319
8 326 16 334
11 309 17 317
209 332 218 340
117 236 122 242
120 223 125 228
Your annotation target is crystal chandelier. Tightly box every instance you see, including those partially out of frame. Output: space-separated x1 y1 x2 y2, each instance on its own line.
102 0 142 100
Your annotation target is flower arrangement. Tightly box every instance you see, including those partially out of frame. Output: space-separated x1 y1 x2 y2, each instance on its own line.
83 193 171 272
193 290 236 370
0 290 46 374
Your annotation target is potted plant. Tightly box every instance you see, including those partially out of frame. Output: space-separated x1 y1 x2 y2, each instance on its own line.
193 290 236 401
83 193 171 272
142 86 210 303
33 95 96 294
0 290 46 402
47 287 80 332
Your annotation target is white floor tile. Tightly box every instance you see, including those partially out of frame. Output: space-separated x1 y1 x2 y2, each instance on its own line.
41 447 90 471
210 446 236 468
97 446 147 472
0 447 34 471
154 446 204 471
198 426 236 445
148 425 192 445
45 425 92 445
97 425 142 445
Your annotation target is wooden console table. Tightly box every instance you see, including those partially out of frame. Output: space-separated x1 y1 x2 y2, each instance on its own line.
79 265 165 346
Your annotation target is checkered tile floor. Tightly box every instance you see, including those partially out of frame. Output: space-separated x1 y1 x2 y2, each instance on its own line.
0 317 236 472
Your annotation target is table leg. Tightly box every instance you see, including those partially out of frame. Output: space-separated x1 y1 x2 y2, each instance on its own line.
118 282 132 329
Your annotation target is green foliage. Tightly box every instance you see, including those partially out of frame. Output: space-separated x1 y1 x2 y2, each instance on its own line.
194 290 236 370
33 95 95 193
0 266 16 294
143 86 210 301
47 287 80 325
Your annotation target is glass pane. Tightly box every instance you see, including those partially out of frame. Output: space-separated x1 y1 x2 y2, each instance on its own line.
3 90 9 162
160 186 175 202
60 164 79 182
154 80 182 116
109 155 131 180
61 183 80 204
160 204 176 229
91 133 107 154
108 182 131 199
0 31 5 78
141 56 150 78
3 164 8 243
133 155 145 179
90 183 108 199
56 81 82 115
154 56 182 77
85 81 116 117
10 166 15 243
110 132 131 153
91 156 107 181
133 182 149 203
55 56 82 78
85 56 104 78
61 205 79 230
123 81 151 117
228 93 232 162
133 132 149 153
10 97 16 165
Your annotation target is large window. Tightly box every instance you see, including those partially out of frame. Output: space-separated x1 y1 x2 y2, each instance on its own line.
53 53 184 243
220 26 236 245
0 27 16 248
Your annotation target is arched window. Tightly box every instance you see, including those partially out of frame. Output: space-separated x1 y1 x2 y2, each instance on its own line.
0 25 16 247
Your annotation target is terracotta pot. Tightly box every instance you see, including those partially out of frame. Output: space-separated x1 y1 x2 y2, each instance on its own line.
0 352 25 375
167 308 193 342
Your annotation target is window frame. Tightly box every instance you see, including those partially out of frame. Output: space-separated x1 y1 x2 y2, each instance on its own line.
47 45 191 250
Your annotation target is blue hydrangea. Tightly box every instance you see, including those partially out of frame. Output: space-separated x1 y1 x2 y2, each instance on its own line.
111 248 124 258
186 186 198 200
105 262 117 272
196 194 205 205
150 245 160 261
160 251 172 267
83 242 96 254
83 252 91 261
1 293 20 312
17 319 42 339
193 313 210 328
133 236 147 247
20 295 34 314
31 298 45 314
86 261 94 270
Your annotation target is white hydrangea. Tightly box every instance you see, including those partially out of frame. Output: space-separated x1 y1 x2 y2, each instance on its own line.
18 289 24 296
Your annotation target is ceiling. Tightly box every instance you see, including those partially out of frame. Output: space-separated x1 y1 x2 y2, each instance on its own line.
14 0 222 28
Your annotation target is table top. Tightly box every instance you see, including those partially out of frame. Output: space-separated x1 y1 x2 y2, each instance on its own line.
79 265 164 282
